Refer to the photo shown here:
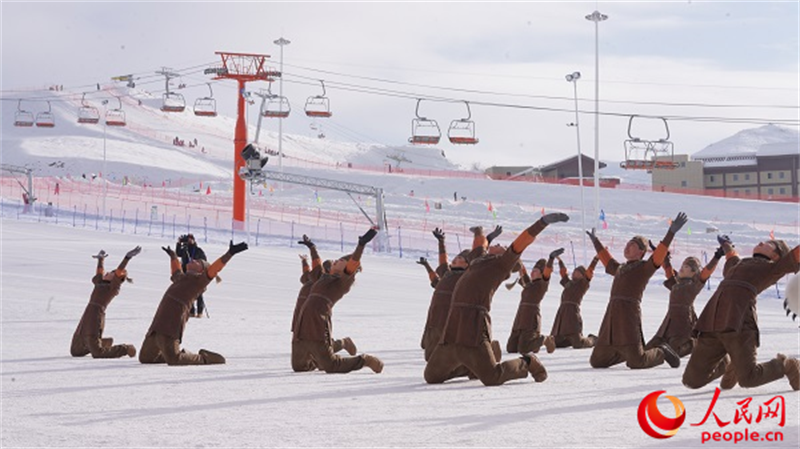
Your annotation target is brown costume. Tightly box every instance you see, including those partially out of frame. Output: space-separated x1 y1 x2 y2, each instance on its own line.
645 255 719 357
589 229 675 369
71 258 133 359
425 217 564 386
506 259 552 354
293 233 380 374
683 244 800 389
550 257 599 349
139 247 238 365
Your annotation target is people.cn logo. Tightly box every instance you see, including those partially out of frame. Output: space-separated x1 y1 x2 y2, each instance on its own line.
637 390 686 439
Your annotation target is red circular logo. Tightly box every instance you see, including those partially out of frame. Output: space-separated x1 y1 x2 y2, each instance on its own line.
637 390 686 439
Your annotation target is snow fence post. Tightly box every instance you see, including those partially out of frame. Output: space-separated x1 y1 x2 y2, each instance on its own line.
398 226 403 258
108 210 113 232
95 207 99 230
134 209 138 234
255 219 260 246
83 205 87 227
340 222 344 252
204 217 208 243
455 233 462 252
73 205 77 227
290 221 295 247
172 215 176 239
121 210 126 233
187 215 191 236
161 213 166 238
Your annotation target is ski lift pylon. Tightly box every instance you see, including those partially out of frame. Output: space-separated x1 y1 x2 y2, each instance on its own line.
105 97 126 127
304 80 332 118
78 93 100 124
262 83 290 118
621 115 678 171
35 101 56 128
14 100 34 127
193 83 217 117
448 101 478 145
408 99 441 145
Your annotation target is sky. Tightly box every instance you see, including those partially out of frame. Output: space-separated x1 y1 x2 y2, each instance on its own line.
2 1 799 169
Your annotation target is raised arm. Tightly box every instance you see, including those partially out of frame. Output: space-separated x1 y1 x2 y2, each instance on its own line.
345 228 377 275
116 246 141 272
432 228 448 267
161 245 181 276
207 240 248 279
298 235 321 269
586 256 599 281
699 245 724 282
417 257 440 288
510 213 569 255
717 235 741 278
545 248 564 281
557 257 569 286
91 250 107 282
518 263 531 286
587 228 620 275
651 212 688 267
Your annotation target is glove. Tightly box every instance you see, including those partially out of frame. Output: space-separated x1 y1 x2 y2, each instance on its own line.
648 240 657 252
125 246 142 259
669 212 688 234
542 212 569 225
432 228 445 241
416 257 427 266
713 246 725 259
549 248 565 260
161 246 176 258
469 226 484 236
586 228 599 244
92 250 108 259
486 225 503 244
229 240 249 255
359 228 378 246
298 234 315 248
717 234 733 246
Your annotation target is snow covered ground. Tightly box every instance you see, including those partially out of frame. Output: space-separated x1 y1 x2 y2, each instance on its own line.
1 218 798 448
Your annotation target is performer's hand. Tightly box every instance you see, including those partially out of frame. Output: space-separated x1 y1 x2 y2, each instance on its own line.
486 225 503 244
432 228 445 241
542 212 569 224
161 246 176 258
358 227 378 246
298 234 315 248
125 246 142 259
92 250 108 259
669 212 688 234
549 248 565 260
229 240 249 255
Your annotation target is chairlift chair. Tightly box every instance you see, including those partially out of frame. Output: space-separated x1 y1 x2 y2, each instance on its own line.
35 101 56 128
14 100 34 127
77 93 100 124
193 83 217 117
105 97 127 127
161 92 186 113
448 101 478 145
263 96 291 118
621 115 677 170
304 80 332 118
408 99 441 145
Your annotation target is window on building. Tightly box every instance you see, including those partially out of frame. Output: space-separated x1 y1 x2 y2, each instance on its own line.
681 180 687 187
710 175 715 182
780 188 786 195
768 188 774 195
744 174 750 181
733 174 739 181
745 189 750 195
779 172 785 179
506 171 512 176
767 173 773 179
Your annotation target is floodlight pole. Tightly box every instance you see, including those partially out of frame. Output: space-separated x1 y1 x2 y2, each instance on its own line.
586 10 607 229
274 37 290 191
101 99 108 221
566 72 587 263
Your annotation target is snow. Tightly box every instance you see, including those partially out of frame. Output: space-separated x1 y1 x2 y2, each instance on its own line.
693 124 800 161
2 86 800 448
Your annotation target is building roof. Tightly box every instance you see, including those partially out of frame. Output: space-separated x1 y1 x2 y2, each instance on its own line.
538 154 606 172
693 124 799 161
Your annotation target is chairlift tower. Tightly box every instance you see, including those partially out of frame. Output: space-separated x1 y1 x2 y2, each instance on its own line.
212 52 280 227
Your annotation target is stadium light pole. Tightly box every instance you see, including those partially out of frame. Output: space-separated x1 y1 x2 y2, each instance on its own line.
101 99 109 221
274 36 290 189
586 9 608 229
566 71 587 263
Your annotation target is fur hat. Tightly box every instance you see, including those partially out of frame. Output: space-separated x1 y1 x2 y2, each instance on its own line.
682 257 701 273
322 260 333 273
532 258 547 272
767 240 790 258
574 265 587 277
630 236 648 251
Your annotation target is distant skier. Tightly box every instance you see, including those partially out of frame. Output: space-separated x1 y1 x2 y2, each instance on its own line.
71 247 141 359
548 256 599 349
683 236 800 391
424 213 569 386
506 248 563 355
291 234 356 372
292 228 384 374
644 245 723 358
587 212 688 370
138 240 248 365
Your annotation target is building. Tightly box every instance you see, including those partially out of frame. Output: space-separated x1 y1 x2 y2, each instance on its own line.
651 125 799 200
483 165 537 180
485 155 606 181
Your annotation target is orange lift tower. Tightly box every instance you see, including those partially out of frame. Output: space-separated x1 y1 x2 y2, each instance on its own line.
211 52 280 227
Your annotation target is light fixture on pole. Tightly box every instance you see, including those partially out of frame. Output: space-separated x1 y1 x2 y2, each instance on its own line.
274 36 290 189
565 71 587 263
101 99 109 221
585 9 608 228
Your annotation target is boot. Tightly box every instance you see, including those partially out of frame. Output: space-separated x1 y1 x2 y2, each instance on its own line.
199 349 226 364
491 340 502 362
342 337 357 356
587 334 598 346
523 353 547 382
125 344 136 358
780 354 799 391
362 354 384 373
543 335 556 354
720 358 738 390
659 344 680 368
101 338 114 349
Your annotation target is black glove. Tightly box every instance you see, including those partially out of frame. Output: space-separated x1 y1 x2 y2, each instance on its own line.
125 246 142 259
161 246 176 258
229 240 249 255
542 212 569 225
432 228 445 241
717 234 733 246
469 226 483 235
669 212 688 234
586 228 599 244
648 240 656 252
298 234 315 248
416 257 427 266
92 250 108 260
549 248 565 260
486 225 503 244
713 246 725 259
359 228 378 246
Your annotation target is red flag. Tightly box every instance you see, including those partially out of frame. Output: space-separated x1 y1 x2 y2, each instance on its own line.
770 229 775 239
206 186 211 195
541 207 545 216
602 220 608 230
425 200 430 213
488 201 493 212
